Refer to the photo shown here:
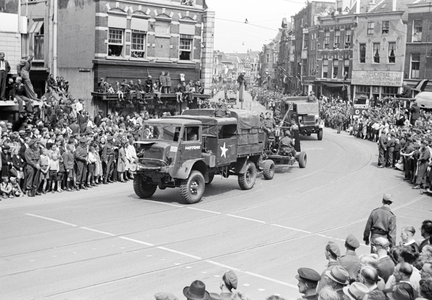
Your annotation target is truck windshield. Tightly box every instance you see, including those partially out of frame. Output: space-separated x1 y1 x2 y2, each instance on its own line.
145 123 182 142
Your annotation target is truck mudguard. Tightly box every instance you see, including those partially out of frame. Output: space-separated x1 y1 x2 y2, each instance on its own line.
235 157 248 174
169 159 208 180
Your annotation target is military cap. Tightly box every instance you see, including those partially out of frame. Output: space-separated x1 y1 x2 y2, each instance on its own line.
345 234 360 249
296 267 321 283
382 193 393 203
326 241 341 257
223 270 238 289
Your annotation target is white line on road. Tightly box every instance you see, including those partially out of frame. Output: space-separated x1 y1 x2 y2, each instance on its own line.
80 227 116 236
25 213 78 227
188 207 221 214
226 214 267 224
119 236 154 246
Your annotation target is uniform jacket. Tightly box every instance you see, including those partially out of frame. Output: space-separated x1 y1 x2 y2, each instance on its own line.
363 206 396 246
74 145 88 163
378 134 388 150
339 250 360 280
24 147 40 168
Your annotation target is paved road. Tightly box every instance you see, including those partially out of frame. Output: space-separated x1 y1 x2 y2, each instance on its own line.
1 129 429 300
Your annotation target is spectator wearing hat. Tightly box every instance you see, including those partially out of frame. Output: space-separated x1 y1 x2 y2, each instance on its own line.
340 234 361 281
419 278 432 300
391 282 415 300
24 138 41 197
322 265 350 299
384 262 416 300
363 194 396 249
343 282 369 300
357 266 386 300
419 220 432 252
296 267 321 300
413 140 430 189
317 242 341 293
220 270 238 299
0 52 11 101
400 226 419 253
183 280 210 300
74 137 88 190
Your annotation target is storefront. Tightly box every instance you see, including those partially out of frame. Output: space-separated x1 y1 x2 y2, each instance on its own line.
351 71 402 101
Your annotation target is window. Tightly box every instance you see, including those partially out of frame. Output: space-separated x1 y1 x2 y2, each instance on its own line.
382 87 398 98
324 31 330 49
179 37 193 60
373 43 380 63
131 31 146 58
266 53 270 63
412 20 422 42
108 28 124 57
410 54 420 79
322 59 328 78
303 34 308 49
388 42 395 63
345 30 352 48
360 43 366 63
382 21 389 34
34 23 44 60
356 85 370 95
274 53 278 63
344 60 350 78
180 0 194 5
155 21 170 35
333 59 339 78
334 31 340 49
367 22 374 35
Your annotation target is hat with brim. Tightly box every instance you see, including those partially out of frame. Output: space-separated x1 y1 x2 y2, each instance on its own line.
325 266 349 285
183 280 209 300
343 282 370 300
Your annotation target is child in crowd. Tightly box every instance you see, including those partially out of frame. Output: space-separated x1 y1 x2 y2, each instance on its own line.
10 177 24 197
63 144 75 191
38 148 50 194
87 144 97 186
0 176 13 198
94 144 103 184
11 147 25 190
48 144 61 193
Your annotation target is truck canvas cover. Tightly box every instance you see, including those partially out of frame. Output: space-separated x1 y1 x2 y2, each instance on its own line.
182 109 261 130
295 103 319 115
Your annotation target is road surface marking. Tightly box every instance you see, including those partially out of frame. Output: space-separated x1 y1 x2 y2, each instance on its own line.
25 213 78 227
119 236 154 246
226 214 266 224
271 224 311 234
146 201 184 208
81 227 116 236
188 207 221 214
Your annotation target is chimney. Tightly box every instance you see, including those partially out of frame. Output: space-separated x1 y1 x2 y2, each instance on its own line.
392 0 397 11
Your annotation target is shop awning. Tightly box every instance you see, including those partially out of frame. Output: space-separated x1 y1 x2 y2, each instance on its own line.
319 82 347 88
29 21 43 34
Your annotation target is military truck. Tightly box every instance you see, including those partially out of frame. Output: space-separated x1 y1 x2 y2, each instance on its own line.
133 109 270 204
281 97 324 140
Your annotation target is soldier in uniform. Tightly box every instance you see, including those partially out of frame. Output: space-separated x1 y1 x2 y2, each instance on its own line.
102 135 115 184
339 234 361 282
74 137 88 190
214 99 229 118
280 130 296 157
24 138 41 197
363 194 396 249
317 241 341 293
295 267 321 300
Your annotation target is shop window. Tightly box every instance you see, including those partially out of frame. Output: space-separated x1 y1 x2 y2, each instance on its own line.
108 28 124 57
382 87 398 98
367 22 374 35
322 59 328 78
412 20 422 42
356 85 370 95
131 31 146 58
179 37 193 60
155 21 170 35
333 59 339 78
334 31 340 49
324 31 330 49
373 43 380 63
410 54 420 79
345 30 351 48
359 43 366 63
382 21 389 34
388 42 395 63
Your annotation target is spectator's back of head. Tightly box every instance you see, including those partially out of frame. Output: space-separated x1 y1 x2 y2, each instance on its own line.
393 282 414 300
401 246 419 264
422 220 432 236
360 266 379 285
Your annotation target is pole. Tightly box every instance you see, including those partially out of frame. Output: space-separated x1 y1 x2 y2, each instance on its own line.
53 0 58 77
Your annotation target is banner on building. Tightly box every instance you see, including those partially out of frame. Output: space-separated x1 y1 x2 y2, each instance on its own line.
351 71 403 87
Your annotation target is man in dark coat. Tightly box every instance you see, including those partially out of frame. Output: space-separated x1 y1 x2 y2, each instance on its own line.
378 130 388 168
410 102 420 125
0 52 11 100
24 139 41 196
74 137 88 190
363 194 396 248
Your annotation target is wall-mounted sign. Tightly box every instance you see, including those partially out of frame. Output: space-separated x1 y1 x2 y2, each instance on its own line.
351 71 403 87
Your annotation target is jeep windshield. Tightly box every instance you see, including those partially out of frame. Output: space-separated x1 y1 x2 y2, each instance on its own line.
145 123 182 142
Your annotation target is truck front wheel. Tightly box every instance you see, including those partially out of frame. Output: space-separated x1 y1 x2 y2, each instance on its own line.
317 129 323 140
134 177 157 198
298 151 307 168
180 170 205 204
238 161 257 190
262 160 275 180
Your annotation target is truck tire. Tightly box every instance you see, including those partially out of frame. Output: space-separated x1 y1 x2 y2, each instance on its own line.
298 152 307 168
206 173 214 185
317 129 323 140
133 177 157 198
180 170 205 204
262 160 275 180
238 161 257 190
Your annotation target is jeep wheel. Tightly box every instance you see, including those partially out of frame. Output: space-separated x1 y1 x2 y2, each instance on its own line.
180 171 205 204
262 160 275 180
238 161 257 190
206 173 215 185
298 151 307 168
317 129 323 140
133 177 157 198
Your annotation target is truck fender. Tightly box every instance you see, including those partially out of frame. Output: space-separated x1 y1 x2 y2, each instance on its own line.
235 157 248 174
319 119 325 128
170 159 207 180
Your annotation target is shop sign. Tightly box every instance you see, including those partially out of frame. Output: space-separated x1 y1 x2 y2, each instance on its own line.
351 71 403 87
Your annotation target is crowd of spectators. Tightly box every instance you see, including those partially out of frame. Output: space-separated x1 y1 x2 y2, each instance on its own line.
154 217 432 300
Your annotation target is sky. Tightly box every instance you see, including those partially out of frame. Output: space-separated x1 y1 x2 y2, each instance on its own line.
206 0 306 53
